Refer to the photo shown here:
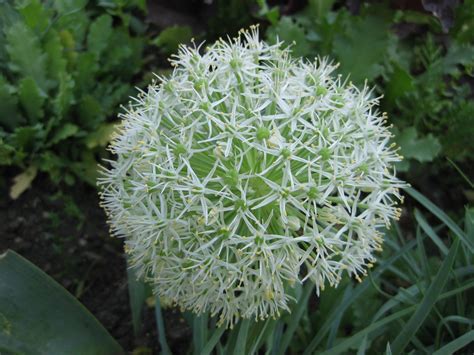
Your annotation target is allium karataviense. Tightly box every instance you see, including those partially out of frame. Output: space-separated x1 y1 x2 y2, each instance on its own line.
99 27 405 327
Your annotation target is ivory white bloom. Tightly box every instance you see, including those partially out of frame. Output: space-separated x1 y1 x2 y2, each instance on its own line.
99 26 405 327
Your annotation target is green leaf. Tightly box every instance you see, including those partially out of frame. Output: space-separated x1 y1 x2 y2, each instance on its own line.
78 95 104 130
391 238 460 354
406 187 474 253
233 318 251 355
0 139 15 165
50 123 79 145
18 77 45 123
384 64 415 108
433 330 474 355
126 260 146 337
202 326 226 355
395 127 442 163
16 0 50 32
154 294 172 355
277 282 314 355
11 125 44 152
44 30 68 83
0 75 22 131
53 0 88 13
333 12 394 84
53 72 75 118
87 14 113 58
74 52 99 95
152 25 193 55
6 21 48 91
266 17 313 58
0 250 123 354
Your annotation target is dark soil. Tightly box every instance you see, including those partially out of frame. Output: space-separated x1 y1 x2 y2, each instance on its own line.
0 172 190 354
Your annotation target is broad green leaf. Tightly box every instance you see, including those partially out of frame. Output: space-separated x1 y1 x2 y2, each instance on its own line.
18 77 45 123
44 30 68 83
87 14 113 58
266 17 313 57
391 238 460 354
6 21 48 91
0 75 22 130
50 123 79 145
0 250 123 354
384 64 415 108
152 25 193 55
53 0 88 13
395 127 441 163
307 0 336 20
53 72 75 118
16 0 50 32
9 166 37 199
333 13 393 83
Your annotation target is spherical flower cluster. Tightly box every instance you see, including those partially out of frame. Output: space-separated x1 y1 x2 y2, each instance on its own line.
99 27 405 327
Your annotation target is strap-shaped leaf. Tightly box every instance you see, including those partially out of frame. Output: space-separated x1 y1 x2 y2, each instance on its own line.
0 250 123 355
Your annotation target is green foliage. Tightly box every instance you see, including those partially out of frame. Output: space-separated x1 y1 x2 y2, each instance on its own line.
0 0 147 186
0 250 123 354
263 0 474 167
151 25 193 56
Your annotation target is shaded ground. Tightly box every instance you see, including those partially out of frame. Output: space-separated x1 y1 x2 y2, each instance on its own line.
0 172 190 354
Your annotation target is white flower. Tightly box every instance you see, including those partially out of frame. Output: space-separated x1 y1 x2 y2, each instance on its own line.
99 26 405 328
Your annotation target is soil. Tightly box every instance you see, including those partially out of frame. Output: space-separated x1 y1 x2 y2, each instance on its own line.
0 171 191 354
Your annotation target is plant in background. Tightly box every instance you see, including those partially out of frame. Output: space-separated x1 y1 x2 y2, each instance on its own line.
262 0 474 171
0 0 146 195
100 27 405 328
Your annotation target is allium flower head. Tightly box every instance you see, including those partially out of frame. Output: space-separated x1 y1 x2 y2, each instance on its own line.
99 26 405 327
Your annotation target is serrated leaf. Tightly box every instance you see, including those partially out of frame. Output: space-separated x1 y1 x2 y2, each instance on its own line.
12 125 44 151
266 17 313 57
44 30 68 84
151 25 193 55
16 0 50 32
50 123 79 145
53 72 75 118
333 13 393 84
0 75 22 131
9 166 37 199
6 21 48 91
87 14 113 58
102 29 144 76
395 127 442 163
74 52 99 95
18 77 45 123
